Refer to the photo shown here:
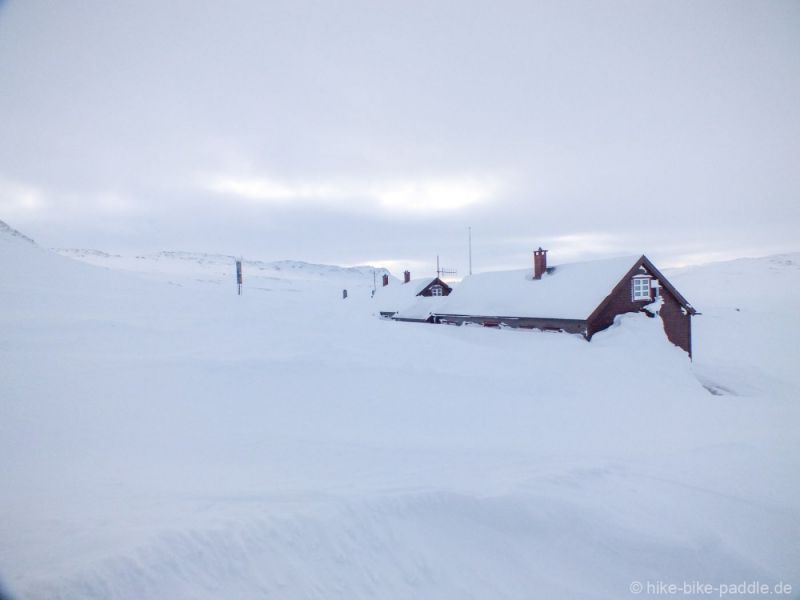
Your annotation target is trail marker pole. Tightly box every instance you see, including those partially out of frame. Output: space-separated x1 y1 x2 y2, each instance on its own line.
236 258 243 295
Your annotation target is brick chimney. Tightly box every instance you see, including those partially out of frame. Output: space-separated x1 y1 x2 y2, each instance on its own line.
382 273 389 287
533 247 548 279
403 270 410 283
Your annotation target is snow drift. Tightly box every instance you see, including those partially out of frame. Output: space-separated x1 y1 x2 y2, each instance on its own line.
1 221 798 599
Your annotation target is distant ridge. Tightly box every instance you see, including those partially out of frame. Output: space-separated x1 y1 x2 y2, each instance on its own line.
53 247 392 278
54 248 121 259
50 247 395 292
0 219 36 245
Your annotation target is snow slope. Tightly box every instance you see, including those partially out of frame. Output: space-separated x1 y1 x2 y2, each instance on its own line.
53 247 390 295
667 254 800 400
1 223 799 599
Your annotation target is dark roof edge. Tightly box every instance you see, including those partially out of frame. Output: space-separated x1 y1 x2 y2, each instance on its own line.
587 255 697 323
416 277 453 296
431 313 587 323
639 255 697 314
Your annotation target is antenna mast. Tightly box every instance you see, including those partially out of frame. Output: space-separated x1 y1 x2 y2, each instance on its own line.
468 226 472 275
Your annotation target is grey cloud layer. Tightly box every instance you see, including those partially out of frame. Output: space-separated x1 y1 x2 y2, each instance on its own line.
0 0 798 273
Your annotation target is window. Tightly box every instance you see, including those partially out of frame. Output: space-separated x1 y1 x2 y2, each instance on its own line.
632 276 651 301
430 285 443 297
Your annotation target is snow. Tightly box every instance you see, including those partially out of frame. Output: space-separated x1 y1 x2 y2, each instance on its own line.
52 247 390 294
1 222 799 599
435 255 640 319
667 254 800 399
641 295 664 315
0 220 35 245
392 295 450 320
371 277 438 315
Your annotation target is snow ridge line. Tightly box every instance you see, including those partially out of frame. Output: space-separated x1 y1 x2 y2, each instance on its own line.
0 220 36 245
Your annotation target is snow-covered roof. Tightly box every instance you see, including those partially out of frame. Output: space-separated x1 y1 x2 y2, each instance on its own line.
393 296 450 320
372 277 438 314
435 256 641 320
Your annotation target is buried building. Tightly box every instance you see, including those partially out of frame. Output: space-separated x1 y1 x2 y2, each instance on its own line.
373 270 453 322
431 249 697 355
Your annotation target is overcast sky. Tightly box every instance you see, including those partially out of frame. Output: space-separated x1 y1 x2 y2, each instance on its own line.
1 0 798 275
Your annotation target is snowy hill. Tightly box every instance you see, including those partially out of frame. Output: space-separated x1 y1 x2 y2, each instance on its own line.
0 220 36 244
53 247 392 293
1 222 799 599
667 254 800 398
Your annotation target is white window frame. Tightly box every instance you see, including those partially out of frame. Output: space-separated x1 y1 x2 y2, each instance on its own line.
632 276 652 301
430 285 443 297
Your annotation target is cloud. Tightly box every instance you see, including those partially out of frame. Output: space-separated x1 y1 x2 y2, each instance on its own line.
0 176 45 218
1 1 798 268
540 232 626 262
0 175 140 236
347 257 431 274
204 173 502 215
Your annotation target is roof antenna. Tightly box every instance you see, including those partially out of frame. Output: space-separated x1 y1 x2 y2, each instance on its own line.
436 254 457 279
